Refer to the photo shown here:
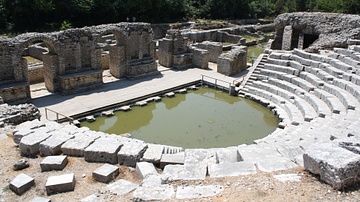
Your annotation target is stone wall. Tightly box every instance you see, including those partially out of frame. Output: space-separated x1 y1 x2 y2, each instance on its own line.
217 46 247 76
272 12 360 52
28 64 44 84
193 41 222 63
0 22 158 103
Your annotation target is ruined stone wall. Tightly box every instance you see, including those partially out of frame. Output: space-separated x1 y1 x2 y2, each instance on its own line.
0 22 157 103
0 103 40 125
217 46 247 76
28 64 44 84
272 12 360 52
193 41 222 63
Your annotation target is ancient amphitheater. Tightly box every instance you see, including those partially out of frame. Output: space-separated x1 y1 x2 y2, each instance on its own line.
1 12 360 201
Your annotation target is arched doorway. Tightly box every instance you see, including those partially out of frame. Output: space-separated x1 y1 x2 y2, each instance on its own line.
18 35 60 98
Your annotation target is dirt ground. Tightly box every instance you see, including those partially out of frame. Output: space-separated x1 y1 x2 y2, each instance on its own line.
0 128 360 202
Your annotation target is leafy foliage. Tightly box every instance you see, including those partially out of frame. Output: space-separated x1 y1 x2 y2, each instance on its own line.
0 0 359 33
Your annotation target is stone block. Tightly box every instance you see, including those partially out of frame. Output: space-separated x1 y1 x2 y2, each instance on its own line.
136 162 158 179
163 164 207 181
303 143 360 190
117 139 148 167
61 131 101 157
84 136 122 164
39 130 74 156
141 174 165 187
45 173 75 195
184 149 217 166
19 129 52 156
176 185 223 200
29 197 51 202
141 144 164 165
256 157 298 172
40 155 68 171
92 163 119 183
133 184 174 201
208 162 257 178
9 173 35 195
106 179 138 196
160 152 185 169
215 147 241 164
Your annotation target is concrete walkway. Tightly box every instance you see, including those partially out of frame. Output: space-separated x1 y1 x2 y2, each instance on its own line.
30 67 246 121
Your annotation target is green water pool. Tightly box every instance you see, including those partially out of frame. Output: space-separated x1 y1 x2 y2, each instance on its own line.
81 86 279 148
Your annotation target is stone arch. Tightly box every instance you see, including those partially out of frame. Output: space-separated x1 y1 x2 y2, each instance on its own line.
15 34 61 93
94 27 129 78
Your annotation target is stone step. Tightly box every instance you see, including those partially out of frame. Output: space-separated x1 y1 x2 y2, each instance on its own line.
250 80 317 122
313 88 347 114
84 136 123 164
61 131 102 157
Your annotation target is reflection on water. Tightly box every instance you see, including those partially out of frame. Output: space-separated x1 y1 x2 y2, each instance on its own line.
81 86 280 148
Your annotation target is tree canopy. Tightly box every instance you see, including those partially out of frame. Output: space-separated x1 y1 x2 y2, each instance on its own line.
0 0 359 33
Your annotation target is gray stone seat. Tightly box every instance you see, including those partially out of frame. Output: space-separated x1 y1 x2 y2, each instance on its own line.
243 86 304 126
334 47 360 63
84 136 123 164
263 63 299 75
255 69 315 92
267 78 331 118
313 88 347 114
61 131 102 157
249 80 317 122
330 52 360 68
39 130 75 156
266 57 290 66
322 83 360 110
241 92 291 127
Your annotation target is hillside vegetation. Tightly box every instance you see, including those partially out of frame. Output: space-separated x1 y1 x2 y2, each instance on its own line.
0 0 359 33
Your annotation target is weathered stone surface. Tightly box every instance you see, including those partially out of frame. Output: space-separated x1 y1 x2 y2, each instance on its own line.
84 136 122 164
80 194 105 202
141 143 164 164
40 155 68 171
61 131 101 157
133 184 174 201
92 163 119 183
0 133 6 141
160 152 185 169
45 173 75 195
106 179 138 196
29 197 51 202
0 104 41 125
117 138 147 167
274 174 302 183
136 162 158 179
217 46 247 76
303 143 360 190
176 185 224 199
208 162 257 178
19 129 52 156
39 130 74 156
272 12 360 52
141 174 165 187
9 173 35 195
13 159 29 171
215 147 241 164
184 148 217 166
163 164 207 181
256 157 298 172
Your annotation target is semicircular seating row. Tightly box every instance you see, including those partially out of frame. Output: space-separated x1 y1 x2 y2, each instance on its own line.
239 46 360 149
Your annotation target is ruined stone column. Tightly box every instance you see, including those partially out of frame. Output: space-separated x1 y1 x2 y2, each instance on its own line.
109 45 126 78
158 38 174 67
43 53 59 93
282 25 293 51
298 33 304 50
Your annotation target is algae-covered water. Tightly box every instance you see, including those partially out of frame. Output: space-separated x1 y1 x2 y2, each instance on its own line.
247 43 267 63
81 87 279 148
